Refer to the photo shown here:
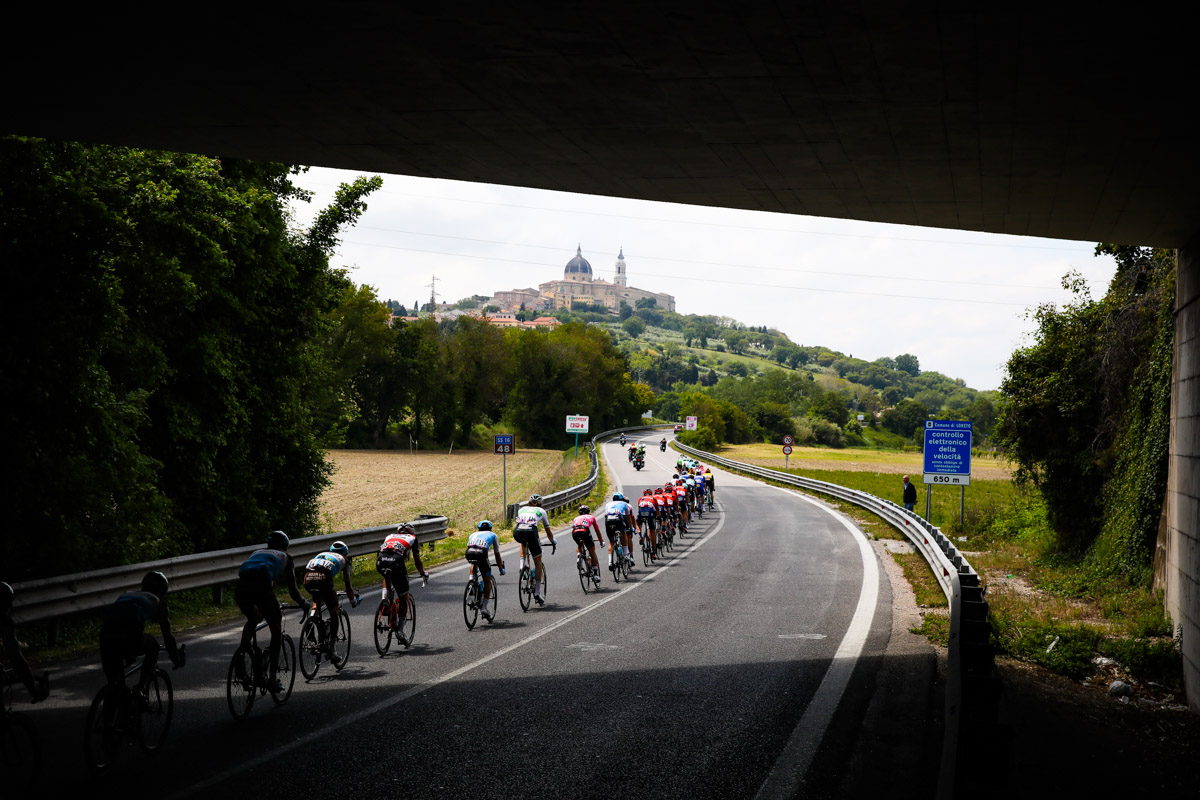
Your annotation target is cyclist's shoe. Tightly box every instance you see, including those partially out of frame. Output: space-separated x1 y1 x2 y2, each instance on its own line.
331 652 344 667
534 595 545 607
31 674 50 703
268 677 286 695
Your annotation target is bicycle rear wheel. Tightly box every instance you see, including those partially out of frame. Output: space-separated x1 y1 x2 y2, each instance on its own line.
274 634 296 704
484 578 497 623
137 669 173 753
518 567 532 612
374 599 393 655
299 619 322 680
619 550 631 580
400 593 416 645
641 536 652 566
83 686 119 773
332 608 351 670
226 647 256 719
577 555 590 593
463 579 480 629
610 552 621 583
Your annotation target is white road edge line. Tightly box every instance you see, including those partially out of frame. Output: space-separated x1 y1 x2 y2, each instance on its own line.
172 505 727 799
753 483 880 800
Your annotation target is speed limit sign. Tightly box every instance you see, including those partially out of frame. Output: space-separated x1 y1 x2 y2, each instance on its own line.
782 445 793 455
782 435 794 445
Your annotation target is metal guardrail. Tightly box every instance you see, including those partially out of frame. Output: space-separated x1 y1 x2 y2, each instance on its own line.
10 516 449 626
672 439 989 800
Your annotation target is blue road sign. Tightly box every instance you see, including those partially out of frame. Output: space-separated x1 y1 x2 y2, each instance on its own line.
494 434 515 454
922 420 972 485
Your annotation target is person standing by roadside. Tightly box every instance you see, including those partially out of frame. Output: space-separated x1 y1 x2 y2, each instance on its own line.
902 475 918 512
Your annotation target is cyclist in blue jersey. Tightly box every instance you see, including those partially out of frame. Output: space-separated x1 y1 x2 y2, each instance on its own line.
302 541 360 665
465 521 505 618
98 571 184 722
235 530 305 693
603 493 636 571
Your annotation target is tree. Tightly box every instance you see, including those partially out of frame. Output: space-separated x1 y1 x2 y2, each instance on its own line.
811 391 850 427
622 316 646 338
635 297 657 309
618 301 633 321
882 399 929 439
895 353 921 376
1 137 381 578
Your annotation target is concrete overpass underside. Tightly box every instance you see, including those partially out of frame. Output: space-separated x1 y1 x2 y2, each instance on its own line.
4 4 1200 707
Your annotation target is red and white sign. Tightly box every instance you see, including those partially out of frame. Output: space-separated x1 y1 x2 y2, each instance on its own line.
566 415 589 434
782 445 793 455
782 435 794 445
685 416 698 431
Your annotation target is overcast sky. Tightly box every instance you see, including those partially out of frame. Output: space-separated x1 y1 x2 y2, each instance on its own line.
287 166 1117 392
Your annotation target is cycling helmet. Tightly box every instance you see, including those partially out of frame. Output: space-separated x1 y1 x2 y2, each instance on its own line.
643 489 652 496
612 493 625 502
0 581 13 612
396 523 416 536
528 494 543 506
578 505 591 515
654 487 663 494
266 530 290 551
477 520 493 531
141 570 169 598
330 541 350 559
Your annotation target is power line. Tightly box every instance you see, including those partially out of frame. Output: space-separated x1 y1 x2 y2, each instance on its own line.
354 227 1059 290
339 241 1041 307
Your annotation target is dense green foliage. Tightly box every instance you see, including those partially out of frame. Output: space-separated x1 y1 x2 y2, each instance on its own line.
997 246 1174 583
319 292 652 450
1 138 379 580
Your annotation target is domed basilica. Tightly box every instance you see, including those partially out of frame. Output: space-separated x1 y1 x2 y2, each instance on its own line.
537 247 675 312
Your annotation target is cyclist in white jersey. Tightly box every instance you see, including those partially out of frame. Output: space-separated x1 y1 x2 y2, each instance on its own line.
513 494 555 605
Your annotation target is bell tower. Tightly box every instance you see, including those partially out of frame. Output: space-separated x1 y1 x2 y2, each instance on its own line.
614 247 628 287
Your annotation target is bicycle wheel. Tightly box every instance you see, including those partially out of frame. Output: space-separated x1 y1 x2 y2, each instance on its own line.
463 579 479 629
577 555 589 593
3 710 40 792
610 553 621 583
518 567 532 612
83 685 119 773
332 607 351 669
299 619 322 680
619 550 631 580
400 593 416 645
137 669 173 753
226 647 256 720
539 564 548 601
274 634 296 704
641 536 652 566
374 598 393 656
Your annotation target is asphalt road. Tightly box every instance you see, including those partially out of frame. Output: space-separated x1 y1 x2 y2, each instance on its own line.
24 435 936 797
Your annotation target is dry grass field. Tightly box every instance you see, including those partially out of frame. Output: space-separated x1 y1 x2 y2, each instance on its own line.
716 442 1014 481
319 448 581 534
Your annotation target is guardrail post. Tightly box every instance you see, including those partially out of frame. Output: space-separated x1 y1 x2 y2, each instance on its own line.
212 585 223 605
46 618 59 648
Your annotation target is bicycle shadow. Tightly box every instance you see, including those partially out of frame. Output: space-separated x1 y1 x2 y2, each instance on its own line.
301 666 390 683
375 644 454 659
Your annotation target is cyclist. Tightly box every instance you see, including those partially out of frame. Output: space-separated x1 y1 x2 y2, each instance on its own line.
0 582 49 702
377 524 428 637
570 505 604 585
704 468 715 505
235 530 305 694
465 521 505 618
513 495 555 606
663 482 684 534
302 541 360 664
603 493 636 571
98 571 184 720
673 478 691 528
636 489 659 560
653 486 671 533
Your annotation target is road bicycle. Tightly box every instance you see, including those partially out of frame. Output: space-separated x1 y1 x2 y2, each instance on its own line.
226 605 298 720
575 544 601 593
608 536 632 583
463 565 499 629
84 643 183 774
2 666 45 791
706 489 715 510
638 521 656 566
518 539 555 611
299 591 358 679
375 576 425 654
